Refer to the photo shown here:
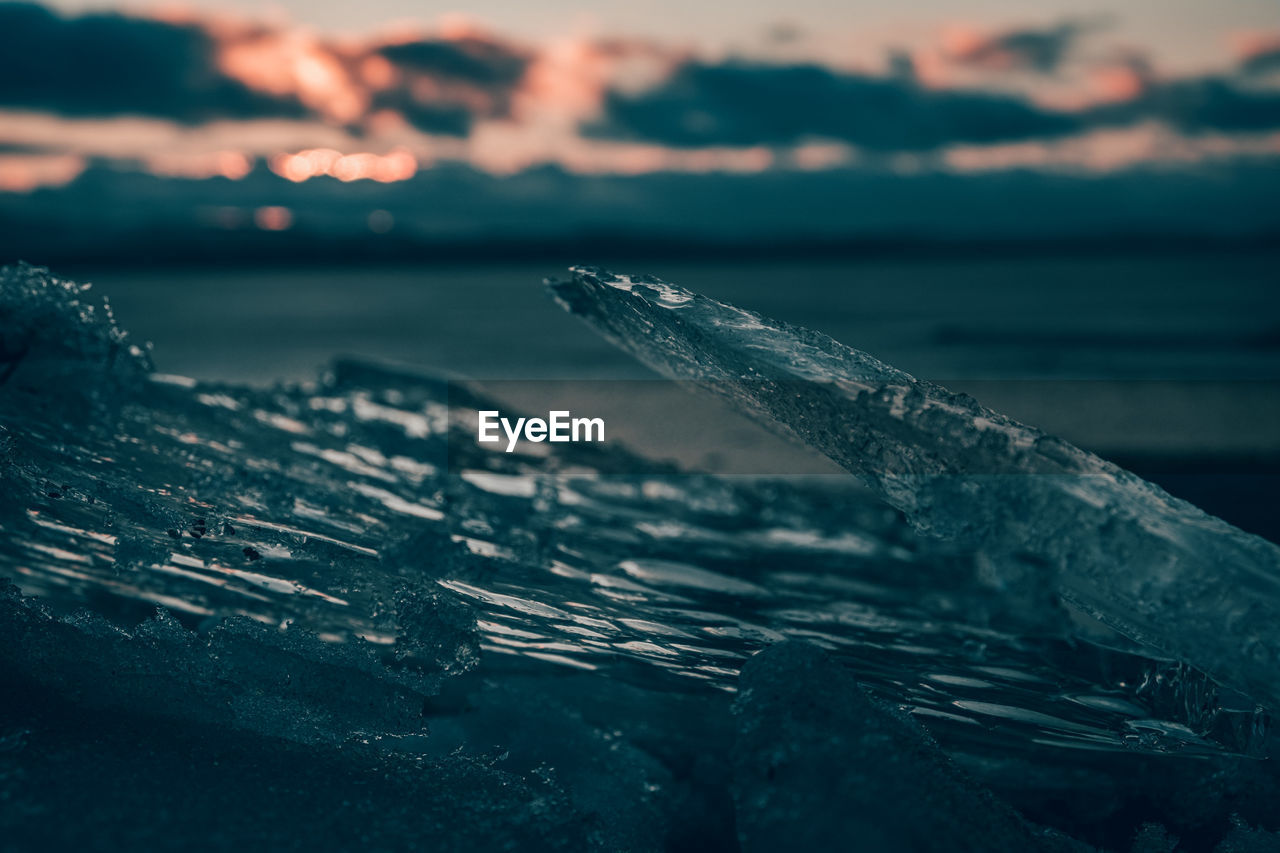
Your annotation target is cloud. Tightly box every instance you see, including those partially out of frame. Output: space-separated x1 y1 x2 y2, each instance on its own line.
0 151 84 192
0 3 306 122
1091 77 1280 134
945 20 1101 75
0 4 532 136
1238 38 1280 77
1087 52 1154 103
590 50 1280 152
588 61 1082 151
1 2 1279 184
378 37 528 87
370 36 530 134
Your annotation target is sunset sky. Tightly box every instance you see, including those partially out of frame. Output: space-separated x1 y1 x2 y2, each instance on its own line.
2 1 1278 254
42 0 1280 72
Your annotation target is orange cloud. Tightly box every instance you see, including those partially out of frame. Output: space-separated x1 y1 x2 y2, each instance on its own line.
0 153 85 192
1076 51 1156 106
217 30 368 124
146 150 253 180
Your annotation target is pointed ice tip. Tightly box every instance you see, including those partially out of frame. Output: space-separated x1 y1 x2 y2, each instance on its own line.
562 266 700 308
547 267 636 319
567 265 637 292
545 274 592 316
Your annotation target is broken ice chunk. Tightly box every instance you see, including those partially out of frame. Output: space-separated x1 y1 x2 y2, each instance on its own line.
0 263 152 393
550 267 1280 711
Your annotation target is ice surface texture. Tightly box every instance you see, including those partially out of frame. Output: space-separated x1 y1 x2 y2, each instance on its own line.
733 642 1086 852
550 267 1280 710
0 262 1268 760
0 261 151 391
5 263 1280 850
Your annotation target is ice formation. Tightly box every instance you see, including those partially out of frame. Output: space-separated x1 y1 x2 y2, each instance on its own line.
3 262 1279 850
732 642 1086 852
549 266 1280 711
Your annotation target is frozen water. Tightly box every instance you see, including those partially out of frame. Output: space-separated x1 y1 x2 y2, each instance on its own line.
550 266 1280 711
3 262 1279 850
732 642 1086 852
0 261 1270 752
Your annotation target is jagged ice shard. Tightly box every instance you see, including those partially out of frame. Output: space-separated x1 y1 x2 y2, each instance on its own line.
549 266 1280 711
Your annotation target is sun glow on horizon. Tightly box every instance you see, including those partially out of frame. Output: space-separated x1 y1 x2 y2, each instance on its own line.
268 147 419 182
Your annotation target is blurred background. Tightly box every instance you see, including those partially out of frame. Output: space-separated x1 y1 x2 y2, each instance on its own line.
1 0 1277 534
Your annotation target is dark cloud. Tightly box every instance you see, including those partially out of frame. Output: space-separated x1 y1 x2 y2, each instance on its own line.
378 37 528 87
1092 77 1280 134
0 3 305 122
1239 45 1280 77
589 61 1081 151
0 4 530 135
0 142 45 153
950 20 1099 74
372 37 529 135
592 52 1280 152
7 156 1280 262
381 102 475 136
